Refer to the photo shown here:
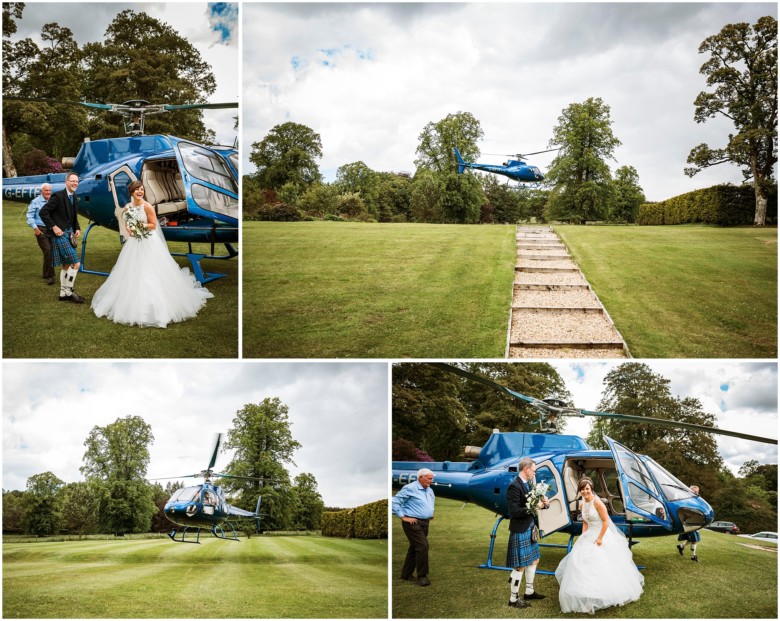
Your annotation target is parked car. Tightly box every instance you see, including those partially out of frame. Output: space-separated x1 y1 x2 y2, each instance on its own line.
705 521 740 534
737 531 778 544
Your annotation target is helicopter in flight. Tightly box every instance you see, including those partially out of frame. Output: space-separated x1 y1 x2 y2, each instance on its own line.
392 363 777 574
2 98 238 284
454 146 557 187
155 434 264 544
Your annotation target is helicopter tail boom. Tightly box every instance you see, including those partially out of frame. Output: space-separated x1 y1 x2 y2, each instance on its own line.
453 147 467 174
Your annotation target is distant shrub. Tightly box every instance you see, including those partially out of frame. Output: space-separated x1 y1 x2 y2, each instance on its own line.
321 499 387 539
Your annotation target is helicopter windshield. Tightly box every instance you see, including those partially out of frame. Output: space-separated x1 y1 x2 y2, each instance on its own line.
169 486 201 503
643 458 697 501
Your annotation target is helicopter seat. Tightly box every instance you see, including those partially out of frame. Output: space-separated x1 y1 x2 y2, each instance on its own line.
143 169 186 216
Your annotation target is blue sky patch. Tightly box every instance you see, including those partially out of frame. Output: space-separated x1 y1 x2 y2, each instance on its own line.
208 3 237 45
720 383 729 392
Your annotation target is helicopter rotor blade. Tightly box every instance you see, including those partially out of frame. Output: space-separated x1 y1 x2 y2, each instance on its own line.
149 474 202 481
427 363 778 445
428 363 542 406
3 96 114 110
207 433 223 471
212 472 267 481
163 102 238 111
576 409 777 445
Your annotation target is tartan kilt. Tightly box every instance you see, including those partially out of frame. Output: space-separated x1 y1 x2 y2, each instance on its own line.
51 229 78 266
678 530 701 543
507 526 540 568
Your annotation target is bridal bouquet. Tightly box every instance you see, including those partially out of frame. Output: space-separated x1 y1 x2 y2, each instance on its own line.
526 481 550 516
123 205 151 240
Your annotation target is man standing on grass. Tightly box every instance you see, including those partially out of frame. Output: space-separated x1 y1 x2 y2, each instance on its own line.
506 457 548 608
676 485 701 562
392 467 435 586
26 183 55 285
39 171 84 303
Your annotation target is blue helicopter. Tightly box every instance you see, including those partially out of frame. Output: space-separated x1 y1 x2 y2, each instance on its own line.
392 363 778 574
454 146 557 187
156 434 264 544
2 98 238 284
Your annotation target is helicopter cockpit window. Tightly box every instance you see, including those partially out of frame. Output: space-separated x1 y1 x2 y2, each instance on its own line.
192 183 238 219
169 486 201 503
644 458 696 501
534 466 557 497
178 143 238 194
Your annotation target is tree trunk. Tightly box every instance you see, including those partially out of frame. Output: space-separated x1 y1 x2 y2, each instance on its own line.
754 185 768 227
2 124 17 178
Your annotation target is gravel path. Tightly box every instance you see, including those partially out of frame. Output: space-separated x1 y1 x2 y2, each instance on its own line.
508 226 628 358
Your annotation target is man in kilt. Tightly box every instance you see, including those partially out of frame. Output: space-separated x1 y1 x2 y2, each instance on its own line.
506 457 548 609
676 485 701 562
40 171 84 303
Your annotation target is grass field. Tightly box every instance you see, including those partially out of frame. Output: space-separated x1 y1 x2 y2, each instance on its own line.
3 534 387 618
243 222 516 358
2 201 238 358
392 498 777 618
244 221 776 359
557 225 777 358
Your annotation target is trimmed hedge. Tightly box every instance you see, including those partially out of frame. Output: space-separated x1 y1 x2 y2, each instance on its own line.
321 499 387 539
637 184 777 226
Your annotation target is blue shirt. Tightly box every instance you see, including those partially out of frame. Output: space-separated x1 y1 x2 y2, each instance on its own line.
392 480 435 520
26 194 47 230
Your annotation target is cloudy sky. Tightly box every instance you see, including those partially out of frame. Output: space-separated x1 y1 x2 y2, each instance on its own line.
243 2 774 201
3 362 388 507
546 360 778 474
9 2 238 145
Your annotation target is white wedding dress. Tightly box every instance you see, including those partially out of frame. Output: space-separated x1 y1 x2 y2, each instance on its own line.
92 202 213 328
555 499 644 614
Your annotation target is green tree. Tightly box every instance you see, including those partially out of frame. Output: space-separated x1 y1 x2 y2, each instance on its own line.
250 122 323 193
2 2 24 176
297 182 340 218
2 489 26 534
60 481 99 537
409 171 444 223
587 363 723 496
481 175 524 223
222 399 302 530
292 472 325 530
81 9 217 142
441 172 484 223
544 97 620 223
22 471 64 536
375 172 412 222
80 415 157 534
685 16 777 226
336 161 380 216
609 165 646 222
415 111 484 174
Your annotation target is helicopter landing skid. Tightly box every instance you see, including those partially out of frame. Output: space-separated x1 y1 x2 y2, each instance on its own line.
170 243 238 285
211 521 241 542
168 527 202 544
479 515 644 574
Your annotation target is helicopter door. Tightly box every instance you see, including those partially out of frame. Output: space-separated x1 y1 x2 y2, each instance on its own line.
605 436 672 530
167 136 238 226
535 460 571 537
108 165 137 210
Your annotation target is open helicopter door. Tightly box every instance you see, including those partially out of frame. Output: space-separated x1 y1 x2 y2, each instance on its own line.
605 436 672 530
108 165 137 218
167 137 238 227
535 459 571 537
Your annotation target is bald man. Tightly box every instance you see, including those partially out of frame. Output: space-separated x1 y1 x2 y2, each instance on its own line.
26 183 55 285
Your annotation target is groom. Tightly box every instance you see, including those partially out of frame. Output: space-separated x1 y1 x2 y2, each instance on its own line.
506 457 548 609
39 171 84 303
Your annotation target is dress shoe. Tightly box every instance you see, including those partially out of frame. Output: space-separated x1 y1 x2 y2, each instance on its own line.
400 575 415 581
59 292 85 304
524 592 546 600
417 577 431 587
508 599 530 609
46 277 55 285
677 544 684 556
691 556 699 562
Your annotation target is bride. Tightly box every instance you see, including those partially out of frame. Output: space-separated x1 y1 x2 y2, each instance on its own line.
555 477 644 614
92 181 213 327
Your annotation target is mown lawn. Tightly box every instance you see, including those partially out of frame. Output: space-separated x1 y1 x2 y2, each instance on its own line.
2 201 238 358
3 535 387 618
557 225 777 358
243 222 776 359
392 497 777 618
242 222 516 358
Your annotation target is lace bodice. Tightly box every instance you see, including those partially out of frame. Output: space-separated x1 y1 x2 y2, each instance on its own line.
581 499 603 527
125 201 148 221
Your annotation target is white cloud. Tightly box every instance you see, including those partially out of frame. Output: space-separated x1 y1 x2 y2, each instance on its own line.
243 2 774 200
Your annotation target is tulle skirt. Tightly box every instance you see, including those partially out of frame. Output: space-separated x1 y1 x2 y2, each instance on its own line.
555 521 644 614
92 230 213 328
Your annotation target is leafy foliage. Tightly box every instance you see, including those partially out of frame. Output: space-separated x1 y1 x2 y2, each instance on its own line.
249 122 323 193
22 472 64 536
685 16 778 226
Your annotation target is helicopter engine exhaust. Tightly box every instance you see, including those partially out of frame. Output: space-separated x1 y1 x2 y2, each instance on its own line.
464 445 482 459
